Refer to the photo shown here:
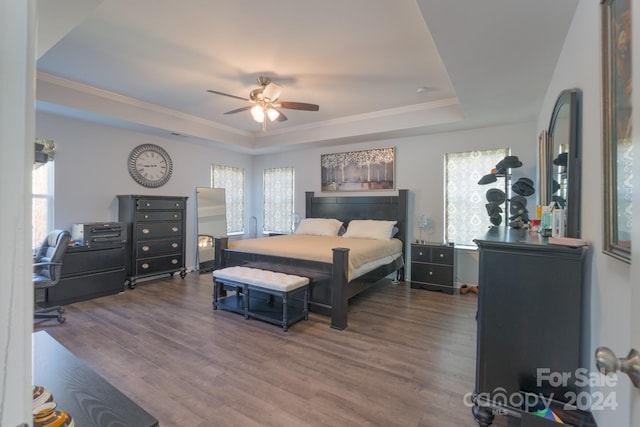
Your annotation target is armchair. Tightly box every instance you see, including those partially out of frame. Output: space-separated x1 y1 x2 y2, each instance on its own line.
34 229 71 323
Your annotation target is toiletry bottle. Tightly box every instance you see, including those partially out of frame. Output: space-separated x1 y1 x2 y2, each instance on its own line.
552 208 566 237
541 206 553 236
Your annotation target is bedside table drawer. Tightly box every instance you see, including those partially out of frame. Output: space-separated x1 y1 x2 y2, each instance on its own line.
411 246 431 262
411 263 453 286
431 247 453 265
411 245 453 265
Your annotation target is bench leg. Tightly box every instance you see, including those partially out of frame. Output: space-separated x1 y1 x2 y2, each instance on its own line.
212 280 218 310
282 292 288 332
304 287 309 320
243 285 249 319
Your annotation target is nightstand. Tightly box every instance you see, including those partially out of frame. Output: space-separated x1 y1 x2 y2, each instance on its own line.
410 242 455 294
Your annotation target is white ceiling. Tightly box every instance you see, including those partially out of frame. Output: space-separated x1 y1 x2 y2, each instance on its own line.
35 0 579 154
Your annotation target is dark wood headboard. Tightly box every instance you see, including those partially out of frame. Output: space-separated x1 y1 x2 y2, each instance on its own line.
305 189 409 247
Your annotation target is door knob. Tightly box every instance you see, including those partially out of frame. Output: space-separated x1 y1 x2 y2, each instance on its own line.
595 347 640 388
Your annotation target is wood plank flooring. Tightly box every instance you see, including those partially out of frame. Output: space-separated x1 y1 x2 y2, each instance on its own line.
35 273 513 427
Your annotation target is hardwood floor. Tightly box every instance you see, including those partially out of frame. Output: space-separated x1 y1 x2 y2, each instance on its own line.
35 273 512 427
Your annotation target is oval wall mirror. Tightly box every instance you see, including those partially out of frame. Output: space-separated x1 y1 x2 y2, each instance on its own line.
545 89 582 238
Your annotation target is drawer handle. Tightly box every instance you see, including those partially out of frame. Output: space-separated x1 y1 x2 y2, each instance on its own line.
141 263 149 269
429 271 433 276
175 203 180 207
144 214 149 219
142 245 150 252
172 227 178 232
171 259 178 265
173 214 178 218
419 251 424 256
171 243 178 248
439 253 444 258
145 202 151 207
142 228 150 234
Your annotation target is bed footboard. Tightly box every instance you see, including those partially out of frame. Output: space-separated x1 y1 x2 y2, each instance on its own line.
330 247 349 330
213 237 401 330
215 237 353 329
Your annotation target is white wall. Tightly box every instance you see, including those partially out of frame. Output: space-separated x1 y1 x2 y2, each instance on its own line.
537 2 633 425
36 112 255 270
254 122 537 237
1 1 35 425
632 0 640 424
253 120 537 284
37 111 536 285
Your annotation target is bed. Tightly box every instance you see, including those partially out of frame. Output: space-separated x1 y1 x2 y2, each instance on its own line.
213 190 408 330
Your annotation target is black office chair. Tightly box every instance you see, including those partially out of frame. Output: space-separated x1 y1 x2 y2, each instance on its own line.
34 229 71 323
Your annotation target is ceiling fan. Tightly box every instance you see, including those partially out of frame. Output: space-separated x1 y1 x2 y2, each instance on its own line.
207 76 319 130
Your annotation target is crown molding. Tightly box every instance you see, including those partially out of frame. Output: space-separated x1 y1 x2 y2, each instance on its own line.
36 71 250 137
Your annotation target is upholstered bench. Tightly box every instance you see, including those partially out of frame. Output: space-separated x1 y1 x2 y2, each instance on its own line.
213 266 309 331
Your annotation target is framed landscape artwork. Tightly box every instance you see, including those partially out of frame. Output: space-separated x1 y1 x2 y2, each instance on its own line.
601 0 632 262
321 147 395 192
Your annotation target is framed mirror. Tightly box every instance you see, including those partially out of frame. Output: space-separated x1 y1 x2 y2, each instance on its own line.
601 0 632 262
195 187 227 272
538 130 551 206
544 89 582 238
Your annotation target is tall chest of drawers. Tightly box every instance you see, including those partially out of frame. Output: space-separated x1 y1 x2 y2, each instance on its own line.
118 195 188 288
471 227 593 426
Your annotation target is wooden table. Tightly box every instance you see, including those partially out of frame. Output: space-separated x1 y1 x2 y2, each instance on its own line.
33 330 158 427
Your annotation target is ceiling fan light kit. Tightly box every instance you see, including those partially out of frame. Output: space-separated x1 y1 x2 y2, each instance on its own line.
250 104 280 124
250 105 265 122
267 108 280 122
207 76 319 131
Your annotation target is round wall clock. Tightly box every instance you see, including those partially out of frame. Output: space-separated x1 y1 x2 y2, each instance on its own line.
128 143 173 188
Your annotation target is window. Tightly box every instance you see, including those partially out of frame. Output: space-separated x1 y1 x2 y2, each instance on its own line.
444 148 509 246
212 165 244 234
32 161 54 249
263 167 294 234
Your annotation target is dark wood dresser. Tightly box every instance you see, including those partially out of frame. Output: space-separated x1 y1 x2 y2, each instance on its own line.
118 195 188 288
471 226 596 427
44 244 126 306
410 242 455 294
33 330 158 427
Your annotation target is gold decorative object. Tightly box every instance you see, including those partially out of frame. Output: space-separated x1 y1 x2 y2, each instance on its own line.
32 385 54 409
33 402 75 427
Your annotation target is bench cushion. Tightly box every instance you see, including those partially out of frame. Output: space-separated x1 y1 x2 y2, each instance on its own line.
213 266 309 292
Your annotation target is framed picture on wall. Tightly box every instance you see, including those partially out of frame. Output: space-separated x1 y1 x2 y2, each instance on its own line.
321 147 395 192
601 0 632 262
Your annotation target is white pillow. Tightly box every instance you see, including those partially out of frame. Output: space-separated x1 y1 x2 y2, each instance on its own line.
294 218 344 236
342 220 397 240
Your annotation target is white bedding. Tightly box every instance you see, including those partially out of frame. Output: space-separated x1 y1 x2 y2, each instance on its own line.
228 234 403 282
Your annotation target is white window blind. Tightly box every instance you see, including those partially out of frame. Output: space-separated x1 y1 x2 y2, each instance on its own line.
263 167 294 234
212 165 244 234
445 148 509 246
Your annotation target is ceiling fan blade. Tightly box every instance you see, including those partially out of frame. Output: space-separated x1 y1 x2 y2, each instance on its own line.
224 105 253 115
274 109 288 122
262 82 283 102
278 101 320 111
207 89 250 101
